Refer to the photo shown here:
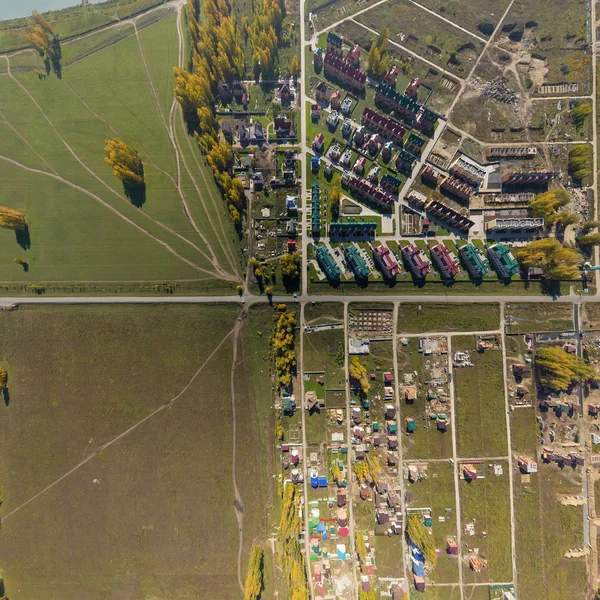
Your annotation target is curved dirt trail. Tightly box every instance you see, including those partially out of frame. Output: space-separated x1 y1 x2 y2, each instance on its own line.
0 323 237 523
0 109 59 176
133 13 237 280
4 56 232 278
170 6 239 276
61 78 179 184
230 315 246 593
0 154 218 278
59 80 228 273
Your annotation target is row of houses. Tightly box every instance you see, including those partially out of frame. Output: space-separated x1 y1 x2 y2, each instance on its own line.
375 83 439 130
344 173 396 209
315 243 401 281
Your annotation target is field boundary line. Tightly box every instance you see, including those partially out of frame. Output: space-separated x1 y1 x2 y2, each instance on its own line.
0 322 237 524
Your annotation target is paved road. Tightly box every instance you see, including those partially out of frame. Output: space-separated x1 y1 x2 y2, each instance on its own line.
0 292 589 305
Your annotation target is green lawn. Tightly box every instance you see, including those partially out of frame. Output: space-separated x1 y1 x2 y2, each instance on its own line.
453 336 507 458
460 461 512 583
398 303 500 333
0 304 271 600
0 9 239 294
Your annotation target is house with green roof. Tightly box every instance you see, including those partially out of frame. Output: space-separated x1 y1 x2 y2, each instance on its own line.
406 133 425 155
312 181 321 235
316 245 341 281
375 83 420 118
326 32 343 55
459 243 489 279
488 243 519 279
343 244 370 280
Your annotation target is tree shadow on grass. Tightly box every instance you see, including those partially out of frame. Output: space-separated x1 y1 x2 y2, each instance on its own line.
16 226 30 250
124 181 146 208
2 387 9 407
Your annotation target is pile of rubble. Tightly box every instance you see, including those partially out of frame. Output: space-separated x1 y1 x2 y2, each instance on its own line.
481 77 518 104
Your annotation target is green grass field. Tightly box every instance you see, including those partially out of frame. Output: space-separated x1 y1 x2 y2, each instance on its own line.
0 304 272 600
453 336 508 458
0 8 241 295
398 303 500 333
0 0 165 53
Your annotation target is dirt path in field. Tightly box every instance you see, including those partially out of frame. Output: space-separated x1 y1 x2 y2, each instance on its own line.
57 79 226 271
230 315 246 593
169 3 240 277
133 6 239 279
0 153 219 278
0 109 59 175
61 79 179 184
0 321 237 524
0 54 238 281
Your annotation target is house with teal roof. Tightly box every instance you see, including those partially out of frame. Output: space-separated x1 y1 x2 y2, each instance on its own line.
459 243 489 279
488 243 519 279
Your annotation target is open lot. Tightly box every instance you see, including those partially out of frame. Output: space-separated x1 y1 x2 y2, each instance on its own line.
356 0 485 77
405 461 460 583
0 9 240 294
453 336 508 458
413 0 511 38
459 460 512 583
505 303 574 333
0 304 270 600
398 303 500 333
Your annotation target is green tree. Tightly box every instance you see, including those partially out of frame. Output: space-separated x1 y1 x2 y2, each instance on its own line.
578 233 600 246
535 346 597 391
568 145 592 184
516 238 583 280
570 100 592 130
330 174 342 221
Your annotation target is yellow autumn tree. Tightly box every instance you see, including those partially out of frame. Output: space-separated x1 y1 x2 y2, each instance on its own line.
516 238 583 280
535 346 597 391
349 356 370 394
243 545 264 600
290 55 299 76
104 139 144 187
0 207 29 232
